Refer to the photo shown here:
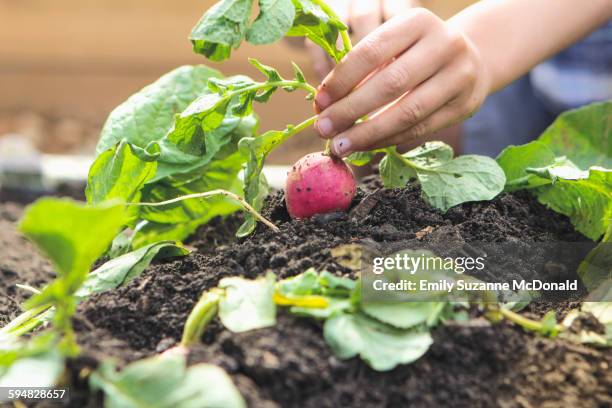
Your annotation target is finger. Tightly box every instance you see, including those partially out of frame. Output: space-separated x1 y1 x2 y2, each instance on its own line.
316 28 455 138
329 65 465 156
382 0 416 20
368 104 468 150
315 10 431 111
349 0 383 43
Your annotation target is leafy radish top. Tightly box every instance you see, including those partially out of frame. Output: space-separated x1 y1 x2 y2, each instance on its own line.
80 0 512 249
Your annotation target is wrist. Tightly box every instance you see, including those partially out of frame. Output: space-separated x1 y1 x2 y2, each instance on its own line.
464 31 494 98
447 15 498 96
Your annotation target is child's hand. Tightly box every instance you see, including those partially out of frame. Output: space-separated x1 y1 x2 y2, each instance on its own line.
314 8 491 157
306 0 419 80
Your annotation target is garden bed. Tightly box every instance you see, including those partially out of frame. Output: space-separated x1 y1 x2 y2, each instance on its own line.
2 1 610 405
2 179 610 407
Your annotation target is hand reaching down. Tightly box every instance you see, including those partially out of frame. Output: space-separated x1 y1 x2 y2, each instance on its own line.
314 8 490 157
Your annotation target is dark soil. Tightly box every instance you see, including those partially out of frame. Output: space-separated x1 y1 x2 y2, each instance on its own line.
2 179 611 407
0 182 85 205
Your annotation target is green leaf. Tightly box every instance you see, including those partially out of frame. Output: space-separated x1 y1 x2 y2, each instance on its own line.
379 149 416 188
96 65 221 154
0 334 64 387
537 310 559 337
236 105 314 237
76 242 189 298
417 155 506 212
533 167 611 240
496 141 557 192
318 271 357 293
91 353 245 408
18 199 127 354
139 151 244 225
166 71 303 158
380 144 505 210
142 62 312 239
526 157 589 181
152 114 257 183
190 0 348 62
247 0 296 45
168 82 250 153
167 93 235 156
538 101 612 169
238 127 293 235
190 0 253 61
277 269 319 295
578 224 612 291
323 312 433 371
286 0 348 61
19 199 127 302
86 141 159 226
290 298 351 319
292 61 307 84
277 269 356 318
218 274 276 332
346 151 378 167
131 220 205 250
133 148 246 247
108 230 132 258
277 269 356 297
360 302 446 329
0 351 63 388
249 58 283 83
405 141 454 167
496 103 612 240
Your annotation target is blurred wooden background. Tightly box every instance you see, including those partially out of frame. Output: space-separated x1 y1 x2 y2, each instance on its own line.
0 0 472 162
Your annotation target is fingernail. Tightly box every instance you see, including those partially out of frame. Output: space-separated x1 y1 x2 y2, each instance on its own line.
316 117 335 138
333 135 352 157
315 90 331 110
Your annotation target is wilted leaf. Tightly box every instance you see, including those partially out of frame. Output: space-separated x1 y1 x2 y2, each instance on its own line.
77 242 189 298
218 274 276 332
91 353 245 408
323 312 432 371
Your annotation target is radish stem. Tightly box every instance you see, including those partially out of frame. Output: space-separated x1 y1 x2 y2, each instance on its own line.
131 189 280 233
310 0 352 56
181 290 222 346
310 0 353 157
497 307 564 334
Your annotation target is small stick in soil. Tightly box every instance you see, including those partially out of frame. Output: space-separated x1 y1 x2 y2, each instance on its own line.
15 283 41 294
130 189 280 233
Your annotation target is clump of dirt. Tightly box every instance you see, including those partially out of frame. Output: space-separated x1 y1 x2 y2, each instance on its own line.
185 213 245 255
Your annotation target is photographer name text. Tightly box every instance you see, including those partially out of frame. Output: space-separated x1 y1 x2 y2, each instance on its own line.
371 279 579 292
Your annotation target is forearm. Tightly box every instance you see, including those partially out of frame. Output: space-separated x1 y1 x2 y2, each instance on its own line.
449 0 612 93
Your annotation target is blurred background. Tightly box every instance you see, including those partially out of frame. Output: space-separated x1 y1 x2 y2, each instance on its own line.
0 0 472 166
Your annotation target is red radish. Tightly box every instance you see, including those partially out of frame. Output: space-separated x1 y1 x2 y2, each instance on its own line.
285 152 357 219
